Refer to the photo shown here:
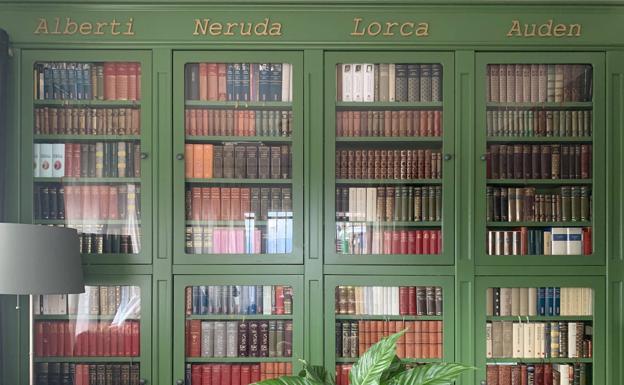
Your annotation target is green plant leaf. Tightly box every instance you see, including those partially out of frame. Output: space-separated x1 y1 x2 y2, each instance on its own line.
304 365 331 385
252 376 315 385
379 355 406 385
349 330 406 385
386 363 474 385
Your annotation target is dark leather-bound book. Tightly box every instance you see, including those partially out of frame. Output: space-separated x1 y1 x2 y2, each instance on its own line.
258 321 269 357
222 143 235 178
551 144 560 179
498 365 511 385
486 365 499 385
281 145 290 178
258 146 270 179
234 145 246 179
513 145 523 179
498 145 507 179
416 286 426 315
260 188 270 220
581 144 591 178
490 145 499 179
249 188 261 221
212 145 223 178
284 320 293 357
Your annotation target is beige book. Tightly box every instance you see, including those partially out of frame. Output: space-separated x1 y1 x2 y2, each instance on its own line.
511 288 520 316
519 288 529 316
388 64 396 102
500 288 512 316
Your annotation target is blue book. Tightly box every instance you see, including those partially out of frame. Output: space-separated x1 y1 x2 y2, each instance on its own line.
259 63 270 101
68 64 77 99
546 287 554 316
232 63 241 101
199 285 208 315
554 287 561 315
248 285 257 314
226 64 234 101
270 63 282 101
52 65 62 99
285 216 293 253
43 65 53 99
192 286 200 315
82 64 91 100
544 322 551 357
538 287 546 316
241 63 250 101
61 66 70 99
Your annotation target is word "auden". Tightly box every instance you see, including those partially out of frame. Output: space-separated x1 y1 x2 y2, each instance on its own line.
350 17 429 37
193 18 282 36
34 17 135 36
507 19 582 37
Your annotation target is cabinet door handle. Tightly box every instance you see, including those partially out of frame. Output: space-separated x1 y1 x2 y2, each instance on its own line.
140 152 148 160
176 380 184 385
139 379 147 385
443 153 452 161
176 153 184 160
480 154 487 161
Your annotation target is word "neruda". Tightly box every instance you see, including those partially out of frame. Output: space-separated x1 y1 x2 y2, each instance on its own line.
193 18 282 36
507 19 582 37
34 17 135 36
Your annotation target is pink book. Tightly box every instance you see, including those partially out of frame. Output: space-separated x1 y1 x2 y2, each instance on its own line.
235 228 245 253
228 228 237 254
383 231 392 255
254 229 262 254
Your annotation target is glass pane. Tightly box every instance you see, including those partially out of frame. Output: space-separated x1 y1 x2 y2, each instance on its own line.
183 63 294 255
484 64 593 256
33 61 143 257
334 63 443 256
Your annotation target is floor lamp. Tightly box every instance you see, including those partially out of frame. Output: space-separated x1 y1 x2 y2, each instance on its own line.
0 224 84 385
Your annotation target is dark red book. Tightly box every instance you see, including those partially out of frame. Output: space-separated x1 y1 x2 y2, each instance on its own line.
399 230 408 254
88 321 97 356
422 231 430 254
189 320 201 357
544 364 553 385
201 364 211 385
103 62 117 100
102 322 111 356
64 322 73 357
240 365 251 385
220 364 230 385
430 230 438 254
251 364 261 383
211 364 221 385
383 231 392 254
415 231 423 254
131 320 140 356
391 231 400 254
128 62 138 101
520 364 528 385
275 286 285 315
192 365 202 385
231 365 241 385
583 227 592 255
535 364 544 385
110 324 118 357
399 287 409 315
116 62 129 101
407 230 416 254
408 286 417 315
201 187 210 220
124 320 133 356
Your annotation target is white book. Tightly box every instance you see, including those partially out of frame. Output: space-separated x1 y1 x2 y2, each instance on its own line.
388 64 396 102
568 322 577 357
348 187 358 221
587 288 593 315
366 188 376 222
201 321 214 357
352 64 364 102
500 288 511 316
52 143 65 177
281 63 291 102
386 286 393 314
519 288 529 316
566 228 583 255
263 285 272 315
33 143 41 177
356 187 366 222
289 63 293 102
68 294 79 315
354 286 362 315
39 143 53 177
363 63 375 101
371 228 380 254
551 227 568 255
486 323 493 358
543 230 552 255
487 231 495 255
366 287 374 314
33 295 41 315
528 287 537 316
373 286 380 315
534 323 542 358
512 231 520 255
511 287 520 316
524 322 535 357
558 364 571 385
391 287 399 315
341 64 353 102
512 323 523 358
495 231 503 255
561 287 567 316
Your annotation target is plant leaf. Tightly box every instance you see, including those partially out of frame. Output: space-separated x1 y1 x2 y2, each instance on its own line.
304 365 331 384
379 355 406 385
386 363 474 385
349 331 405 385
252 376 315 385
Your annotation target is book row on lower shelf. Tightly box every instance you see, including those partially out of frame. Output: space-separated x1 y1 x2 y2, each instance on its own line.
335 286 442 316
34 184 140 221
35 62 142 101
336 110 442 138
34 107 141 136
185 363 293 385
185 223 292 255
34 142 141 179
185 144 291 180
486 321 592 359
185 109 293 138
186 187 292 222
486 227 592 256
34 286 141 316
336 320 443 359
486 363 591 385
336 149 442 180
486 108 592 138
35 320 140 357
486 144 592 180
186 320 292 358
35 363 141 385
185 285 293 316
336 186 441 222
336 226 442 255
486 186 591 223
486 287 593 317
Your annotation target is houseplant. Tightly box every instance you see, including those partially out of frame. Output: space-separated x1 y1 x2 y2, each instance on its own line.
254 330 474 385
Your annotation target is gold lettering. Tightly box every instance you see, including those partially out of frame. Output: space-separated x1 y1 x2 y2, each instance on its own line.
553 24 567 37
568 24 581 36
523 24 536 37
79 22 92 35
400 22 414 36
193 19 209 35
350 17 365 36
192 17 282 37
52 17 61 34
507 20 522 37
240 22 252 36
254 18 269 36
63 17 78 35
538 19 553 37
124 17 135 35
367 22 381 36
415 22 429 36
508 19 581 38
210 22 224 35
110 18 121 35
94 22 107 35
224 22 237 36
33 18 49 34
383 22 399 36
268 23 282 36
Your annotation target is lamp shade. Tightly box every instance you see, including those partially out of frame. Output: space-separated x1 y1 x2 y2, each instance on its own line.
0 223 84 294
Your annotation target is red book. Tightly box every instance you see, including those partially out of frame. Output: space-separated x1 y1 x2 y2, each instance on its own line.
399 230 408 254
221 187 231 221
383 231 392 254
211 364 221 385
110 324 118 357
189 110 197 136
408 286 416 315
434 110 442 136
340 365 350 385
189 320 201 357
124 321 133 356
116 62 129 101
275 286 285 315
240 365 251 385
520 227 529 255
422 231 430 254
430 230 438 254
203 144 214 179
103 62 117 100
65 322 73 357
230 188 242 220
391 231 400 254
583 227 592 255
217 64 227 101
407 230 416 254
231 365 241 385
260 362 267 380
521 364 528 385
117 321 125 356
191 187 202 221
201 187 211 220
535 365 544 385
210 187 221 220
102 322 111 356
185 144 194 178
128 62 138 101
96 322 104 356
207 64 219 101
415 230 423 254
201 364 212 385
74 327 83 356
399 287 409 315
81 364 89 385
108 186 119 219
132 320 140 356
199 63 209 101
250 364 261 383
75 365 83 385
88 321 97 356
193 144 204 178
185 320 190 356
35 322 44 356
136 63 142 100
544 364 553 385
192 365 202 385
220 364 231 385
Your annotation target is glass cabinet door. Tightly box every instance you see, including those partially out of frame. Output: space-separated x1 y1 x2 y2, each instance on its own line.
173 52 303 264
22 50 153 264
32 275 152 385
324 52 455 265
173 275 304 385
475 53 605 265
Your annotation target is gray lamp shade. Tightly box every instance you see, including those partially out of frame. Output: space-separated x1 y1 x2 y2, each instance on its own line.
0 223 84 294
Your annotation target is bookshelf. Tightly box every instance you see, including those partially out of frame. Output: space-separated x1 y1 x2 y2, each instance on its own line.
172 52 304 264
323 275 455 385
476 276 605 385
31 275 152 385
173 275 304 384
21 50 153 265
475 53 606 266
324 52 455 265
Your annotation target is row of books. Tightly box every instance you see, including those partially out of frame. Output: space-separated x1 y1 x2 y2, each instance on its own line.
336 320 443 359
185 224 293 255
33 184 140 221
486 363 591 385
185 285 293 316
335 286 443 316
486 186 591 222
486 321 592 359
34 107 141 136
336 227 442 255
35 62 142 101
185 363 291 385
486 287 593 317
336 149 442 180
185 109 293 138
184 144 291 180
486 64 592 103
185 63 292 102
487 144 592 180
35 363 141 385
34 286 141 316
337 63 442 102
485 109 592 138
186 320 292 358
486 227 592 256
186 187 292 222
335 186 442 222
35 320 139 357
335 110 442 137
34 142 141 179
75 227 140 255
